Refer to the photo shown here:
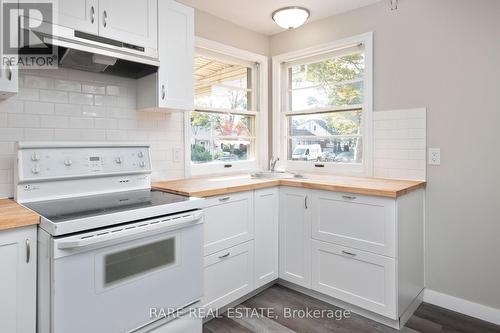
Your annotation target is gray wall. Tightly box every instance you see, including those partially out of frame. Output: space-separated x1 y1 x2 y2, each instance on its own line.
271 0 500 309
194 9 270 55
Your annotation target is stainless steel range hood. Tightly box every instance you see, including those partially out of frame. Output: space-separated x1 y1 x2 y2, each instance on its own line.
45 33 159 79
22 19 159 79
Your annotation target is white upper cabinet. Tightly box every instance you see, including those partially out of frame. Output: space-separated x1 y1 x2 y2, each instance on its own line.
0 0 18 99
56 0 99 35
254 188 279 288
279 187 311 288
137 0 194 111
98 0 157 51
157 0 194 110
0 226 37 333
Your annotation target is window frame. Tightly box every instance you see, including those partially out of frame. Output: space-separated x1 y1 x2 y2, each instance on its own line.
272 32 373 176
186 37 269 177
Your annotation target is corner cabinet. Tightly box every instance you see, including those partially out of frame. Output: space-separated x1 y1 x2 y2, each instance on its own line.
137 0 194 111
0 226 37 333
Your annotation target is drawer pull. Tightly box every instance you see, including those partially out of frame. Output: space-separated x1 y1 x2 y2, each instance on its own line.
305 195 308 209
218 252 230 259
341 250 357 257
26 239 30 263
342 195 357 200
218 196 230 202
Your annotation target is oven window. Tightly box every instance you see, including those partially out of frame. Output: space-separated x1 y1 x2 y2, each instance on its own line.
104 238 175 286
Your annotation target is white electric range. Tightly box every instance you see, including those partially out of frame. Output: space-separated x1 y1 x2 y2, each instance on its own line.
15 142 204 333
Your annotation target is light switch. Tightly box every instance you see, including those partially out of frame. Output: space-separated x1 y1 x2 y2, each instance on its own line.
173 147 182 163
428 148 441 165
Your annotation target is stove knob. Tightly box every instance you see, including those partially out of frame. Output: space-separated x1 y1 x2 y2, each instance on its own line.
31 165 41 174
31 153 40 161
138 151 144 158
64 159 72 166
115 157 123 164
139 161 146 168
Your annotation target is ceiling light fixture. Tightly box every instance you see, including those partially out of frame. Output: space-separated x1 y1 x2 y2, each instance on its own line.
272 6 310 30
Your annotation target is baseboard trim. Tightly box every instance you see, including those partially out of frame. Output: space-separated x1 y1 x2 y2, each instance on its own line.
424 289 500 326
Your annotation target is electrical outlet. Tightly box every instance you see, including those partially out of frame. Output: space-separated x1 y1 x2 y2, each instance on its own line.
428 148 441 165
173 147 182 163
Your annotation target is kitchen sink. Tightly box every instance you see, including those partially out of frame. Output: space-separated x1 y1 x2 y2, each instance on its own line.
251 171 304 179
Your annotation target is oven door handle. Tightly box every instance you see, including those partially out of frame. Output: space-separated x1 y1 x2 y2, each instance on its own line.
57 211 203 250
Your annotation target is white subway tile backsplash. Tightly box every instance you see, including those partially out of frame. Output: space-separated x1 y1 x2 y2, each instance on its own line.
40 90 69 103
54 80 82 92
24 102 55 115
8 114 40 128
82 84 106 95
0 128 24 141
54 104 81 116
81 105 106 118
373 108 426 181
24 75 54 89
0 68 184 198
69 92 94 105
24 128 55 141
41 116 70 129
69 117 94 129
16 88 39 101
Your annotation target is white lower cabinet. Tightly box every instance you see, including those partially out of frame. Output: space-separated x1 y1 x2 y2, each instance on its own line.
311 190 396 256
0 225 36 333
311 240 397 319
203 192 254 256
279 187 311 288
202 241 254 311
254 188 279 288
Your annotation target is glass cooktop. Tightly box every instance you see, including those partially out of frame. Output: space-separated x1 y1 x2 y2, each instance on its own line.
24 189 193 223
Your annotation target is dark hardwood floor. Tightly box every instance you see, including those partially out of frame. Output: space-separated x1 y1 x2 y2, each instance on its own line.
203 285 500 333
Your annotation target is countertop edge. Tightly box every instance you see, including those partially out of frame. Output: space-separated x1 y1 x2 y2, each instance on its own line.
153 178 426 199
0 199 40 232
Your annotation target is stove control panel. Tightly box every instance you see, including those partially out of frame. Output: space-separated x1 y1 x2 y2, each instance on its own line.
17 144 151 181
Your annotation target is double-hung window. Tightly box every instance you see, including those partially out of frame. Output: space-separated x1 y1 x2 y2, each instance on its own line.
274 33 373 175
189 43 265 175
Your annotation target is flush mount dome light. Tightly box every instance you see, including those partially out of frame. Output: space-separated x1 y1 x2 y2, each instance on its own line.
272 6 310 30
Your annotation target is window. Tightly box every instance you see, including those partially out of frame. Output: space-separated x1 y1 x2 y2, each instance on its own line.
189 41 267 176
274 33 373 174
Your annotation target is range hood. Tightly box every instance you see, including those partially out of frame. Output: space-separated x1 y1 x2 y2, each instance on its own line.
21 20 159 79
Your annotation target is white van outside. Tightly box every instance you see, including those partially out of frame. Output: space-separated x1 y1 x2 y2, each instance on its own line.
291 144 322 161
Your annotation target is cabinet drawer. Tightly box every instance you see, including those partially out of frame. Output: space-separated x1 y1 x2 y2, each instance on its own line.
311 240 396 319
202 241 254 311
311 191 396 257
203 192 254 256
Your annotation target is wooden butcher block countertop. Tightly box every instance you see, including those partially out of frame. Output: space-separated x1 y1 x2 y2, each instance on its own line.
153 173 426 198
0 199 39 231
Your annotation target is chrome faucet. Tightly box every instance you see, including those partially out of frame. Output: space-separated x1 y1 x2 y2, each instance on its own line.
269 156 279 172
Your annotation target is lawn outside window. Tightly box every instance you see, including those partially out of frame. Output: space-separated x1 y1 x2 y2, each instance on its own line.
273 33 373 175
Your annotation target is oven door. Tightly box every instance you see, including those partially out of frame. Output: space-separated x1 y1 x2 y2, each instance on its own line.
50 211 203 333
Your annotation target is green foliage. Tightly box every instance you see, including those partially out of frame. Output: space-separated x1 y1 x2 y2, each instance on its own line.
301 53 365 106
191 143 212 162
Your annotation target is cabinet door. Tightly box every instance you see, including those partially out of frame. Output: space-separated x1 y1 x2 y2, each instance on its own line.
0 226 37 333
254 188 279 288
157 0 194 110
203 191 254 256
279 187 311 288
98 0 157 52
311 190 396 257
56 0 99 35
0 0 18 99
311 240 397 319
202 241 254 311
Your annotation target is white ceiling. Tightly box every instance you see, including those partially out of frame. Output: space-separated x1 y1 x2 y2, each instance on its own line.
177 0 383 35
